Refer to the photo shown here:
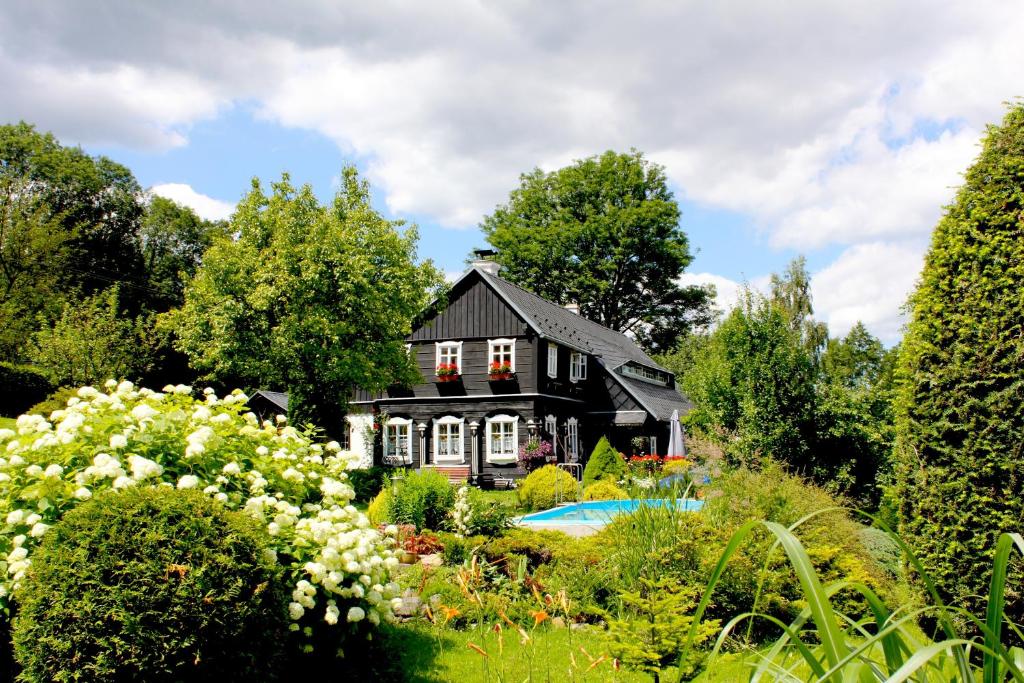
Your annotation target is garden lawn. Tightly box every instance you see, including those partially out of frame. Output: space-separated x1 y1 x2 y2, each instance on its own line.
474 489 520 511
394 623 650 682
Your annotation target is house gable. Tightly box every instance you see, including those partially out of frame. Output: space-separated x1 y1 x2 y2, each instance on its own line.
411 272 529 341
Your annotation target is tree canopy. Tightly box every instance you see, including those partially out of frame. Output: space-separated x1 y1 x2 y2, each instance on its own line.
172 167 443 434
481 150 712 352
894 102 1024 621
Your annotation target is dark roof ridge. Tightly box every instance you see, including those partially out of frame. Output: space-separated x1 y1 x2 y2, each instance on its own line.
474 267 668 373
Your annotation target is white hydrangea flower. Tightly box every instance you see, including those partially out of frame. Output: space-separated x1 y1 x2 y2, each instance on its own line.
222 462 241 476
347 606 365 623
177 475 200 489
289 602 305 620
127 455 163 480
109 434 128 450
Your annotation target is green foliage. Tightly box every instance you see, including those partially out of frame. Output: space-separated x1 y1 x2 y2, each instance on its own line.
0 363 52 417
459 486 512 537
582 435 626 487
517 464 579 511
389 469 455 531
609 577 719 681
367 487 393 525
481 149 712 353
28 286 155 387
140 195 229 310
582 479 628 500
894 102 1024 623
172 168 443 436
347 466 391 503
0 122 147 359
25 386 77 418
13 487 288 682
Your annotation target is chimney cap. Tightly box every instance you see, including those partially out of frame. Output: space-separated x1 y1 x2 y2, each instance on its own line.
564 302 580 315
470 248 502 276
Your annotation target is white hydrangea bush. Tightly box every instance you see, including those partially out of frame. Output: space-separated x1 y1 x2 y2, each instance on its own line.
0 381 402 639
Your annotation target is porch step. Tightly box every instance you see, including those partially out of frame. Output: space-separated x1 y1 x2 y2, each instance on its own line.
426 466 471 484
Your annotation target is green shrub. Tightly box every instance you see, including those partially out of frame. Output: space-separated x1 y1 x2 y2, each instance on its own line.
348 466 391 502
582 436 626 487
25 386 77 417
453 486 513 537
367 488 393 525
518 464 579 511
582 480 628 500
481 528 577 570
0 363 52 417
13 487 288 682
389 469 455 531
894 102 1024 622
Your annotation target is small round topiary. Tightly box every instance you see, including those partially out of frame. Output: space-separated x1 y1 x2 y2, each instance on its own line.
518 464 579 511
13 486 288 683
582 480 629 501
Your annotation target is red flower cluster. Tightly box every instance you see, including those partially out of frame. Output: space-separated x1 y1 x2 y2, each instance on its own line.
435 362 460 380
488 361 514 380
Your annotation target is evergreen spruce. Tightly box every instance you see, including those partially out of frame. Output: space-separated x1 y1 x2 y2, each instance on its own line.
895 102 1024 619
583 436 628 487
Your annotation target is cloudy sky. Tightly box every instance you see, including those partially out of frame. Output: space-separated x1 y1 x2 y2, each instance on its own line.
3 1 1021 344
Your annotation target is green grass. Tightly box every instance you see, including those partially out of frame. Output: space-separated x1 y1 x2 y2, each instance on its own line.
476 489 521 511
393 623 650 682
0 417 15 430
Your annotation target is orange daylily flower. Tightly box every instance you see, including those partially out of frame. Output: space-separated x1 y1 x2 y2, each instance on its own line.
467 642 489 658
529 609 549 626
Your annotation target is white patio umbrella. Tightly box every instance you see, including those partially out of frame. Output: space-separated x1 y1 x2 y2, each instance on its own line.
666 409 686 458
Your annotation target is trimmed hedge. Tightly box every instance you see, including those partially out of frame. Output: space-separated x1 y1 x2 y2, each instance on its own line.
0 363 52 417
13 487 288 682
894 102 1024 621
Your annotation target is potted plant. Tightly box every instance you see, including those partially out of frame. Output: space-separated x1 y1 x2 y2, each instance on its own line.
435 363 460 382
488 361 514 381
518 438 554 472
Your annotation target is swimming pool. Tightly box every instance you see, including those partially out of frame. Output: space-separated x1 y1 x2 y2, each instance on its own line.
519 498 703 525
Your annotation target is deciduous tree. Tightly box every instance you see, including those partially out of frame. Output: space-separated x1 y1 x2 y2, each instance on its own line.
481 150 712 352
172 168 443 435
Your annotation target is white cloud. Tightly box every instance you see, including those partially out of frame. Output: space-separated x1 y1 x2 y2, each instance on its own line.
811 242 925 344
151 183 235 221
679 272 746 317
2 1 1021 341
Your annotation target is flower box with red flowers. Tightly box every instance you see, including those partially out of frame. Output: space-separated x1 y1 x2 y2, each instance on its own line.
488 361 514 381
435 363 461 382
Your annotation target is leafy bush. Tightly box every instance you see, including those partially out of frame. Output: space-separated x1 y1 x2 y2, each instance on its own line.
518 464 579 511
582 436 626 487
452 485 512 537
0 382 402 646
389 469 455 531
347 466 391 502
582 480 628 500
367 487 393 525
480 528 577 570
894 102 1024 622
0 363 52 418
13 487 288 682
25 386 78 418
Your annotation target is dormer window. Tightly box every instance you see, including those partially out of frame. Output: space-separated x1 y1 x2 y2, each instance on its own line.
570 352 587 382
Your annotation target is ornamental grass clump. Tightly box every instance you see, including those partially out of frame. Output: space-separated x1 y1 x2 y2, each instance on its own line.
0 381 402 648
13 487 288 682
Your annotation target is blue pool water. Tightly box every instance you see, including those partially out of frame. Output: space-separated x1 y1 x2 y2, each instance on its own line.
519 498 703 525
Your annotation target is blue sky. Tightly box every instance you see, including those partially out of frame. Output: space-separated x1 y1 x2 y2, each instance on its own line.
3 1 1021 344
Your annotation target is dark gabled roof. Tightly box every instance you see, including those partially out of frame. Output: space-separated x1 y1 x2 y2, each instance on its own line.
613 372 693 422
251 390 288 412
473 268 668 372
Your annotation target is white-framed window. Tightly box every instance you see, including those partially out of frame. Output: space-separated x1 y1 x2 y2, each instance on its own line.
433 415 464 463
545 414 557 455
435 341 462 369
383 417 413 465
566 418 579 462
547 343 558 378
570 352 588 382
488 338 516 372
485 414 519 464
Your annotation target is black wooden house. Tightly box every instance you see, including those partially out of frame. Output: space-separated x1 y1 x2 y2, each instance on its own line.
345 256 692 482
